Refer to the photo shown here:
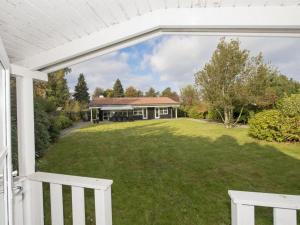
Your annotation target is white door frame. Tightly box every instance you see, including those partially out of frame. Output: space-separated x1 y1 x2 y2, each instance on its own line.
0 37 13 225
155 107 160 119
142 108 148 120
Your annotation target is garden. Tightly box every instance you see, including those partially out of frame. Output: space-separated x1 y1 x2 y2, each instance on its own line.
38 119 300 225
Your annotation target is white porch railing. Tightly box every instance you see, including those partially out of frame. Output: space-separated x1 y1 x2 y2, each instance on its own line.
27 172 113 225
229 190 300 225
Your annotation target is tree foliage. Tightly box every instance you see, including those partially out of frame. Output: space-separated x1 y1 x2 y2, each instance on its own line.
92 87 105 99
125 86 143 97
180 85 200 107
104 88 114 97
46 68 71 106
113 78 125 97
145 87 159 97
161 87 179 101
73 73 90 104
195 38 291 128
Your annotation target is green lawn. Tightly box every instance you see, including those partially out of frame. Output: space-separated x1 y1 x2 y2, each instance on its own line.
38 119 300 225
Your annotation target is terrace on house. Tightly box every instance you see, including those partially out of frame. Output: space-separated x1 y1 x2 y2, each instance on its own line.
89 97 180 122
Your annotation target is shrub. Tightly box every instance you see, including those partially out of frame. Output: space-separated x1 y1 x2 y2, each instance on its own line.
187 106 205 119
276 94 300 117
249 110 300 142
34 101 51 158
249 110 282 141
56 114 73 129
207 110 222 121
48 116 61 142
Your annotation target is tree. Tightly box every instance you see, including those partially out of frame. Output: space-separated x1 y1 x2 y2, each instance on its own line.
125 86 143 97
180 85 200 107
46 68 71 106
104 89 114 97
92 87 104 99
161 87 179 101
73 73 90 104
195 39 271 128
145 87 159 97
113 78 124 97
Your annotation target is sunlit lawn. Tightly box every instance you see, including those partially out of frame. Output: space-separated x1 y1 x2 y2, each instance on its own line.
38 119 300 225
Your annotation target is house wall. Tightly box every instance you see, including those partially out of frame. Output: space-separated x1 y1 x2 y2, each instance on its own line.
159 107 173 119
97 106 178 121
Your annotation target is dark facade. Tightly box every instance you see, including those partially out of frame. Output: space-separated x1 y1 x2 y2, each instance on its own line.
94 106 177 122
90 97 180 122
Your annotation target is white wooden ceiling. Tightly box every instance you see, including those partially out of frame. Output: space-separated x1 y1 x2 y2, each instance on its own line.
0 0 300 70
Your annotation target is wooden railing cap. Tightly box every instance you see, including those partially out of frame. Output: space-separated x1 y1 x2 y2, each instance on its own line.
229 190 300 210
28 172 113 190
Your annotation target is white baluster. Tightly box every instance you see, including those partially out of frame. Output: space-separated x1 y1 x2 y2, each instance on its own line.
95 187 112 225
231 200 254 225
72 186 86 225
50 183 64 225
30 181 44 225
273 208 297 225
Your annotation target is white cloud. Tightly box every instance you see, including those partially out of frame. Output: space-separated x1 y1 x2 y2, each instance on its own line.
143 35 300 89
145 36 219 90
67 35 300 95
68 51 159 94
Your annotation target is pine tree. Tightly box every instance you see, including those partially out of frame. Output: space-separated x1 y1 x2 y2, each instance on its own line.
73 73 90 104
113 78 124 97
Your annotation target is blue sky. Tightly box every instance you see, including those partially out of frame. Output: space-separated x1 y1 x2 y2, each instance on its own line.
67 35 300 94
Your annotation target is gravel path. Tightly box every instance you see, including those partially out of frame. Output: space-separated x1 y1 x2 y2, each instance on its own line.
60 121 90 138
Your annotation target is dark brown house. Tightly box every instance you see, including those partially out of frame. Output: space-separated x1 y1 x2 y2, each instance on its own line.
89 97 180 122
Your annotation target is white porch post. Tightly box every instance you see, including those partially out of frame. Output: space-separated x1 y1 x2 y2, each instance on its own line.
16 76 35 176
175 108 178 119
12 65 47 225
16 76 37 225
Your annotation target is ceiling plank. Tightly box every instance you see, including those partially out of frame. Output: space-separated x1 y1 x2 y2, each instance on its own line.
13 6 300 72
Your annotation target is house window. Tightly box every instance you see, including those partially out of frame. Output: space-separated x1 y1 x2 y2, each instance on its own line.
133 108 143 116
159 108 168 115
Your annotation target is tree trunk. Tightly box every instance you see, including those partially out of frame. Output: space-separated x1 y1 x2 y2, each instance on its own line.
224 107 233 128
224 108 230 128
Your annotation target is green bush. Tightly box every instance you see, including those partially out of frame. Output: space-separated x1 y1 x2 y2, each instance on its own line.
207 110 222 121
249 110 300 142
34 101 51 158
48 116 61 142
56 114 73 129
187 106 205 119
276 94 300 117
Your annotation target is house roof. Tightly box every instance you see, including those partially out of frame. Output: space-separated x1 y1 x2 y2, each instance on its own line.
90 97 180 107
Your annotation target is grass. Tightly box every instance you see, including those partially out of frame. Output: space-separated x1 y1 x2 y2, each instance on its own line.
38 119 300 225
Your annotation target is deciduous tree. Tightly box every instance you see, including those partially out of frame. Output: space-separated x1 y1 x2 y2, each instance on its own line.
161 87 179 101
145 87 159 97
46 68 71 106
195 39 251 128
92 87 104 99
180 85 200 107
125 86 143 97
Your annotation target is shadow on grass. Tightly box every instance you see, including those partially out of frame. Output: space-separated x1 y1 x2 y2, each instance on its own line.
39 121 300 225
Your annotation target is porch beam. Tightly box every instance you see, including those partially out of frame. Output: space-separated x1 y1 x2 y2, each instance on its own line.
14 6 300 72
10 64 48 81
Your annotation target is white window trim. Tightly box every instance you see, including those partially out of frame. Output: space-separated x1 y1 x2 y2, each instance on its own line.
159 107 168 115
133 108 143 116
